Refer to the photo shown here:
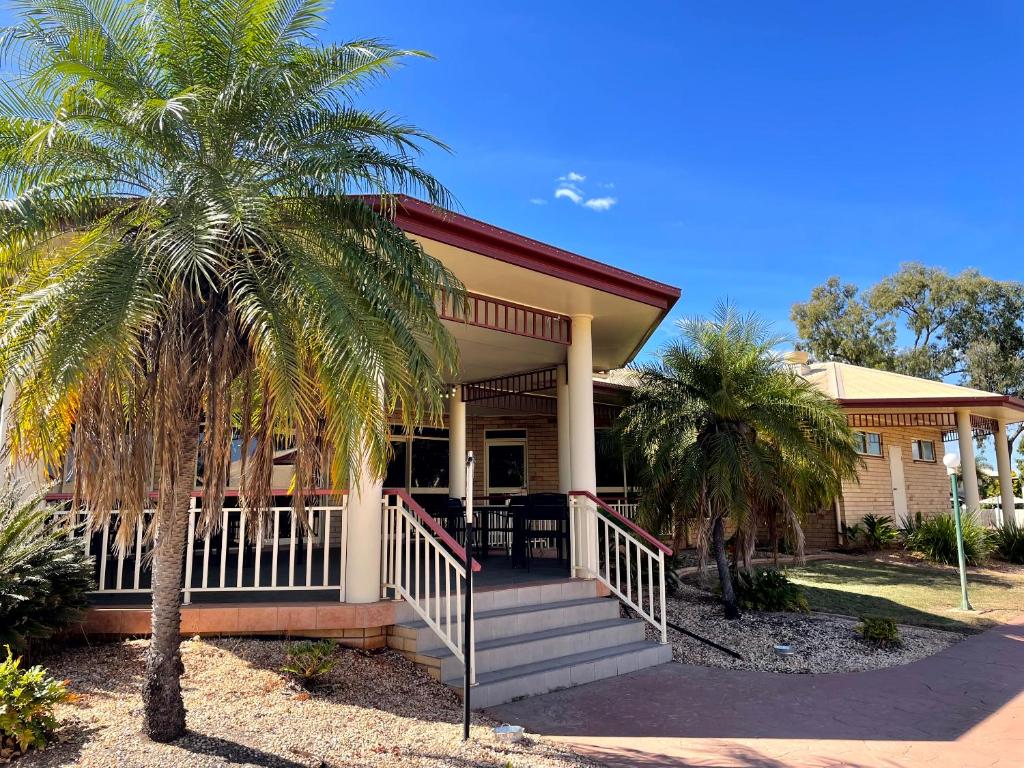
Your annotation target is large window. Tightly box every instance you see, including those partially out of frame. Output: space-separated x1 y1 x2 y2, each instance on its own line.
596 429 626 491
387 426 449 493
912 439 936 462
853 431 883 457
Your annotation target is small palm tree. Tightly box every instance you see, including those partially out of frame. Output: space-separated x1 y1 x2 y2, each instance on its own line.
0 0 460 741
619 304 860 618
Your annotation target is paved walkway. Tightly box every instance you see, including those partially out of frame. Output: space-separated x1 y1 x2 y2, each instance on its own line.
489 615 1024 767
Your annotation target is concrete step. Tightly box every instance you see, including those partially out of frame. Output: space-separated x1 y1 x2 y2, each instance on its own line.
392 578 601 624
392 596 621 653
446 640 674 709
419 617 646 681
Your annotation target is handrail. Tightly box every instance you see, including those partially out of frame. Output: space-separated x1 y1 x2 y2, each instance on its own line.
384 488 481 572
570 489 672 556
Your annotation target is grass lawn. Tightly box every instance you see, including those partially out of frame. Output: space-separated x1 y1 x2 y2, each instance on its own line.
786 555 1024 633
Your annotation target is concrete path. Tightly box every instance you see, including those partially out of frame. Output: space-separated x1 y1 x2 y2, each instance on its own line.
489 615 1024 767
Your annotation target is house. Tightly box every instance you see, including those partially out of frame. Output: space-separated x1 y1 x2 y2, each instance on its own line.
791 356 1024 547
6 197 680 708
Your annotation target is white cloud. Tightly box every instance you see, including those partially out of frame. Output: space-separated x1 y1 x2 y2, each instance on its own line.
529 198 547 205
583 196 617 211
559 171 586 183
554 187 583 204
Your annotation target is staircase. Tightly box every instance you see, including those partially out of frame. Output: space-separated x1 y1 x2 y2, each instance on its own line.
387 578 672 708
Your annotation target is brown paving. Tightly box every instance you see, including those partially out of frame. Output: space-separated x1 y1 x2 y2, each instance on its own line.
489 615 1024 767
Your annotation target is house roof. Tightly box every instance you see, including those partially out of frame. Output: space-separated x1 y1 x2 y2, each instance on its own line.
368 196 682 311
796 360 1024 423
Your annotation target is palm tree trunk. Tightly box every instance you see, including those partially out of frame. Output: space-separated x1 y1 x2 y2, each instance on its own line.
712 514 740 619
143 427 199 742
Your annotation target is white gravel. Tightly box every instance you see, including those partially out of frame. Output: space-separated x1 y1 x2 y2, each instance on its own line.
18 638 597 768
649 584 962 674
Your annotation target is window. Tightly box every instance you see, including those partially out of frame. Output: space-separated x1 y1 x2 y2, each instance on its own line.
485 429 526 440
386 426 449 493
912 439 936 462
853 431 883 457
595 429 626 491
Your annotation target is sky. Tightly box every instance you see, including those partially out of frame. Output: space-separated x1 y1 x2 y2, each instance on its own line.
0 0 1020 360
317 1 1022 359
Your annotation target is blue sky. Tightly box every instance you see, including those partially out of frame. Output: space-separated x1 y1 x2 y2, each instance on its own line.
326 1 1021 358
0 1 1019 359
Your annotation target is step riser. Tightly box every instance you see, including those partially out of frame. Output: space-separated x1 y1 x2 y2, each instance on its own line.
457 644 673 709
406 600 621 654
392 579 600 624
436 621 645 680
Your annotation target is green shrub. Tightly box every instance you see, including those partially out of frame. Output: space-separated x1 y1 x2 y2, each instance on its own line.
840 522 862 548
861 514 899 549
898 511 923 540
856 616 902 649
0 489 94 655
905 512 992 565
281 640 338 687
991 518 1024 564
0 645 70 751
734 569 809 613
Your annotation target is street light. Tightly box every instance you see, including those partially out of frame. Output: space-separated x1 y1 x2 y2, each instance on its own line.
943 452 973 611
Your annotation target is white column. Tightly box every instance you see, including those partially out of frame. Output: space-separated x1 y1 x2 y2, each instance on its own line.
994 419 1016 526
448 387 466 500
568 315 598 574
556 364 572 493
956 409 981 514
345 379 386 603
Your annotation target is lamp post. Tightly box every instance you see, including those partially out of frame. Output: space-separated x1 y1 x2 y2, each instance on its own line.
943 452 973 611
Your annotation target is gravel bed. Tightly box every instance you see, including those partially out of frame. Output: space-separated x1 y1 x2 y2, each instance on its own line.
18 638 597 768
647 584 962 674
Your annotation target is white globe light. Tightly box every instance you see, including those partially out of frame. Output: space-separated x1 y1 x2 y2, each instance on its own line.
943 453 962 471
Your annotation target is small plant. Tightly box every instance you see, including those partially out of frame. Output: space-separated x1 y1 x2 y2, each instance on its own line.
860 514 899 549
281 640 338 687
840 522 862 549
898 511 923 540
991 518 1024 564
905 512 992 565
734 569 809 613
0 487 94 655
856 616 902 649
0 645 70 752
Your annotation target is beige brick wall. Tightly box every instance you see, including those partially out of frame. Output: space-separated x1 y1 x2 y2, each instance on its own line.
465 412 560 497
839 424 950 527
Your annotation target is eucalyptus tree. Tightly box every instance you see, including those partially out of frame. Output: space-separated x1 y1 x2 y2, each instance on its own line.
619 305 860 618
0 0 461 741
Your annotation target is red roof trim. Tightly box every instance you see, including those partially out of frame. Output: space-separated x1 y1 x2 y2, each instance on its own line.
366 196 681 311
839 394 1024 414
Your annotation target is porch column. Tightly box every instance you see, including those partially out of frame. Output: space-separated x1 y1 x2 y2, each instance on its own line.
568 315 598 574
556 365 572 493
956 409 981 513
345 379 386 603
994 418 1015 525
448 387 466 500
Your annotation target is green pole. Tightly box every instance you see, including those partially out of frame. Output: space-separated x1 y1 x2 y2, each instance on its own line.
949 472 972 611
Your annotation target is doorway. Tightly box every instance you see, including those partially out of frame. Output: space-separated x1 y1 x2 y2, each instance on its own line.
486 435 528 497
889 445 909 525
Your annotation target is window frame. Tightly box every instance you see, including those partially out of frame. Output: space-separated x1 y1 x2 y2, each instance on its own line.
911 438 936 463
387 425 451 495
853 430 883 457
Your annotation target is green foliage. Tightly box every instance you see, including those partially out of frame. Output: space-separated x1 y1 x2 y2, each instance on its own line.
281 640 339 687
991 518 1024 564
906 512 992 566
734 569 809 613
618 303 862 617
0 489 93 655
0 646 70 751
856 616 902 649
840 522 862 548
860 514 899 549
898 511 924 539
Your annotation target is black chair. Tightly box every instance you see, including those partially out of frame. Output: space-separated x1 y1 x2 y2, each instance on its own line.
520 493 570 570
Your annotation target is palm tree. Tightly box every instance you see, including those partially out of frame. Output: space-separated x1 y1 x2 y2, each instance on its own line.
619 304 860 618
0 0 461 741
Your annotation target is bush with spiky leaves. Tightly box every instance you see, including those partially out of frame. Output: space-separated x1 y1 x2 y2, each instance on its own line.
906 512 991 566
991 518 1024 564
0 486 92 656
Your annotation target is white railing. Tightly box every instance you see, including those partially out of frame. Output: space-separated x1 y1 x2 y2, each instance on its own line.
49 492 348 602
381 489 477 683
569 490 669 644
607 501 639 520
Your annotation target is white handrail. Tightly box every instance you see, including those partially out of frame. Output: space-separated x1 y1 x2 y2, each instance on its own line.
569 491 669 644
51 497 349 602
380 490 477 684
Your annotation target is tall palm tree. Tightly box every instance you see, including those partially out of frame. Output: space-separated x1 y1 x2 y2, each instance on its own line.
619 304 860 618
0 0 461 741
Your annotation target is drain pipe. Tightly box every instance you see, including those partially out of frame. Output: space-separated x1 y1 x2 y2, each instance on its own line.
661 617 744 661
